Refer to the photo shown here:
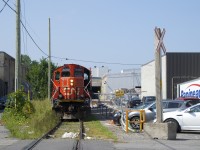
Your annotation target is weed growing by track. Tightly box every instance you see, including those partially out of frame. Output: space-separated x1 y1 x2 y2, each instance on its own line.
2 92 60 139
84 115 118 141
53 115 117 141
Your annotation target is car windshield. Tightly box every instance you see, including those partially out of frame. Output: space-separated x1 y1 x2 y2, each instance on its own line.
134 102 153 109
178 100 200 111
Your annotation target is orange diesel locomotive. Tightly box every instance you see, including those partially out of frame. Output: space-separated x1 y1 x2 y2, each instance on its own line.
51 64 92 119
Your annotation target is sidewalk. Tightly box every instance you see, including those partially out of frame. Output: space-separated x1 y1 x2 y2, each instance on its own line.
0 111 19 150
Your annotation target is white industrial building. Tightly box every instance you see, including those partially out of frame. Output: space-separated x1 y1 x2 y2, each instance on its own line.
141 56 167 98
91 66 141 100
100 69 141 100
141 52 200 99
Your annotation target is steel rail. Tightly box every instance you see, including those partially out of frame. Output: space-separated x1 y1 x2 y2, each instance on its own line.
22 120 62 150
74 118 85 150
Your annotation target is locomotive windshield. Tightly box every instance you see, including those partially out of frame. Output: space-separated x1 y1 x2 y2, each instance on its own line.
74 68 83 77
61 68 70 77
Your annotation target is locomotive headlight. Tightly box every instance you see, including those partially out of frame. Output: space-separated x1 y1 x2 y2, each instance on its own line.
64 87 67 90
70 79 74 86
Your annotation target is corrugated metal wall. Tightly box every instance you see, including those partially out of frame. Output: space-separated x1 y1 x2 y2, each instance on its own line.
166 52 200 99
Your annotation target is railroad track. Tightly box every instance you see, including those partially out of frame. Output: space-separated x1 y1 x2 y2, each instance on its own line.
22 119 85 150
73 119 84 150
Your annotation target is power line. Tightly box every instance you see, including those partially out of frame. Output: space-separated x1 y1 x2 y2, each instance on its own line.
51 56 142 66
20 21 48 56
1 0 48 57
0 0 9 13
21 0 28 55
66 58 142 66
2 0 142 66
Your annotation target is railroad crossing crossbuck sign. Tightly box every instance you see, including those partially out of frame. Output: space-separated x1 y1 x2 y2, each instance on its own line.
155 27 166 54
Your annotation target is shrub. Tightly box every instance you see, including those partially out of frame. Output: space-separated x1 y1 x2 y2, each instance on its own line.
2 93 60 139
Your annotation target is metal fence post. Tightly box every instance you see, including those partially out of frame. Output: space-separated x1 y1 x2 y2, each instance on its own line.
126 110 128 133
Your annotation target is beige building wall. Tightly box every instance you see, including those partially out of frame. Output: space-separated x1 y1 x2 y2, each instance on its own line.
0 52 15 96
141 55 167 99
0 51 28 97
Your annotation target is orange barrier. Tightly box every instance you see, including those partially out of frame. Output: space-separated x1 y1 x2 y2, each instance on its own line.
125 109 145 133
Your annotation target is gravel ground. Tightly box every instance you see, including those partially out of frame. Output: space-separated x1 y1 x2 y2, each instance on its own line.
91 107 151 143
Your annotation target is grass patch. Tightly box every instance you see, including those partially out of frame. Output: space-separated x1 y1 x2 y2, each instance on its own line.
50 115 118 141
1 91 117 141
84 115 118 141
2 99 60 139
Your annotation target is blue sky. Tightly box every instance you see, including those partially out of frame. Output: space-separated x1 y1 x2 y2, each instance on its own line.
1 0 200 73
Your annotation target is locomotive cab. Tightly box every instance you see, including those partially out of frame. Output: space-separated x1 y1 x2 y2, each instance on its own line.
52 64 91 119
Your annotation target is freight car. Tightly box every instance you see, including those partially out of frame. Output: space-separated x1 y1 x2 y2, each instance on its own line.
51 64 92 119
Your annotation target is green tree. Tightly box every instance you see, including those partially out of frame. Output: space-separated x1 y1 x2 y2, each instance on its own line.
26 57 57 99
21 54 31 68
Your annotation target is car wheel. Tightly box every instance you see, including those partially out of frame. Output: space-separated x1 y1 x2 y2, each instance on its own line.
115 116 121 126
164 119 181 133
129 116 140 129
113 113 121 126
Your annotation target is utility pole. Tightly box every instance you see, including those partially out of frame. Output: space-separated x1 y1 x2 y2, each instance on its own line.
15 0 21 92
48 18 51 101
154 27 166 123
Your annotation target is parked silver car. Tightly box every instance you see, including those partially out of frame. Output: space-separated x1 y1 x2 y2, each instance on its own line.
128 100 186 129
113 100 200 129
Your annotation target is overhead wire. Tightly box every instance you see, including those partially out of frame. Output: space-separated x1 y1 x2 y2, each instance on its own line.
21 0 28 55
20 21 48 56
1 0 48 57
1 0 15 12
0 0 9 13
2 0 142 66
66 58 142 66
52 56 142 66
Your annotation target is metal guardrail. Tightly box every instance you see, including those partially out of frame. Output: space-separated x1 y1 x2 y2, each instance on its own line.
95 104 114 118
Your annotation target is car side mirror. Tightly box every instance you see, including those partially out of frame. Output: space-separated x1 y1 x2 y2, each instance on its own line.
149 107 154 111
186 108 192 113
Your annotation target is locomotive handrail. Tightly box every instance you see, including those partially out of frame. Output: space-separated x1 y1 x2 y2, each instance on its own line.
84 79 92 90
84 79 92 100
51 79 59 102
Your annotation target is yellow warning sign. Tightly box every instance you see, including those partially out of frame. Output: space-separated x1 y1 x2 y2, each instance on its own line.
115 90 124 97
